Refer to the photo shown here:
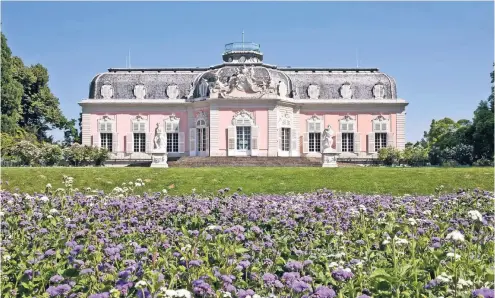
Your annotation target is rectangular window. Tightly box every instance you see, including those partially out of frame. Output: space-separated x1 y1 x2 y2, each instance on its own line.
197 128 207 152
342 133 354 152
100 133 113 151
236 126 251 150
133 133 146 153
281 128 290 151
375 133 387 151
309 132 321 152
167 133 179 153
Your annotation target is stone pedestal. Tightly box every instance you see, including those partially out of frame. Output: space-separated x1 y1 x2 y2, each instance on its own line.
322 151 339 168
150 149 168 168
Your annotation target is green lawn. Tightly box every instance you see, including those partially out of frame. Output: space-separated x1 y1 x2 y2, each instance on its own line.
1 167 493 196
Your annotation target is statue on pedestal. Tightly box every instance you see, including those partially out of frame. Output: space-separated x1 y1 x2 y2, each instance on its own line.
322 125 335 152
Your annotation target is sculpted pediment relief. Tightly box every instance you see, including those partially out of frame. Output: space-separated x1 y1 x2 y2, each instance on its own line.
209 66 277 99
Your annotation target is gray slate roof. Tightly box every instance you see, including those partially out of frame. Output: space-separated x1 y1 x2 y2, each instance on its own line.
88 64 397 100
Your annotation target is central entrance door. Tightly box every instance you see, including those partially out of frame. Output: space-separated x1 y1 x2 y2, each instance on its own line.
236 126 251 156
279 127 291 156
196 127 208 157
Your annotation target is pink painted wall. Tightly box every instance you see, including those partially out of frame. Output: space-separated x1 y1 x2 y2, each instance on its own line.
218 109 269 153
89 112 189 152
299 112 398 152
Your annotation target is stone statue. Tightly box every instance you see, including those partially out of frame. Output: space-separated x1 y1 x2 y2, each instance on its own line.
322 125 335 152
153 123 166 150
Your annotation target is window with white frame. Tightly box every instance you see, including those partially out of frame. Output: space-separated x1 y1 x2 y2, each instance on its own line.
228 110 258 156
337 115 359 153
165 114 184 153
369 115 391 153
307 117 322 153
97 117 115 152
131 117 147 153
196 119 207 152
101 133 113 151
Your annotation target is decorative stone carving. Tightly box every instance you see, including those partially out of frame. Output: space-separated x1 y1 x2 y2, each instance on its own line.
322 125 335 153
195 110 208 124
101 84 113 99
186 82 194 99
209 66 276 99
231 109 254 125
198 79 209 98
292 87 299 99
308 114 321 122
373 83 385 99
341 114 355 122
307 84 320 99
322 152 339 168
279 112 291 127
340 83 353 99
167 113 180 122
153 123 166 150
133 84 146 99
150 151 168 168
167 85 180 99
276 80 288 97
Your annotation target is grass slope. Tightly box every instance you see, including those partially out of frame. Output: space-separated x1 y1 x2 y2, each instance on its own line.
1 167 493 196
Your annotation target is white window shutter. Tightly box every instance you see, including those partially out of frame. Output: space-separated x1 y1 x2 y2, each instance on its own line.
126 133 134 153
178 132 185 153
93 134 100 148
348 122 354 132
382 123 387 131
308 122 314 133
387 132 395 148
368 133 376 153
341 123 347 131
278 129 282 151
107 123 113 132
353 132 360 153
165 121 172 132
303 132 309 153
205 127 209 153
112 133 119 153
227 126 236 156
336 132 342 153
189 128 196 156
251 126 259 156
145 133 153 153
139 122 145 132
315 122 321 132
99 122 106 132
374 123 380 131
291 128 298 154
132 122 139 132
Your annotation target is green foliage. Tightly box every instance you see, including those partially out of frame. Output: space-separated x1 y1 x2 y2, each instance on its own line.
473 157 494 167
39 143 64 166
9 140 41 166
62 143 109 166
1 32 79 143
378 147 402 166
402 144 429 166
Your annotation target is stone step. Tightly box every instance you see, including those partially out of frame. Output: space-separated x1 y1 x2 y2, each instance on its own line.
168 156 322 167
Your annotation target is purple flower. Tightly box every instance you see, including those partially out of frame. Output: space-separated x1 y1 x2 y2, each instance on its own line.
45 249 56 256
331 268 354 282
46 284 71 297
237 289 255 298
189 260 203 267
238 260 251 269
192 279 214 296
285 261 303 271
472 288 495 298
292 280 311 293
49 275 64 283
312 285 337 298
80 268 94 275
89 293 110 298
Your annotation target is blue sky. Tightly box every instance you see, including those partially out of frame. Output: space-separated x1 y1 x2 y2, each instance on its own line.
2 1 493 142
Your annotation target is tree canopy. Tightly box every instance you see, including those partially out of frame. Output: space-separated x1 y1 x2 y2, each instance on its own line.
1 32 79 143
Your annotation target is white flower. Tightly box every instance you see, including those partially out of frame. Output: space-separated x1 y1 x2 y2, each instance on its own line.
192 188 196 193
436 272 452 283
457 278 473 289
358 204 367 212
128 182 134 186
7 200 13 205
394 237 409 246
344 267 352 273
252 295 261 298
423 210 432 216
221 292 232 298
181 244 192 252
162 189 168 194
47 215 53 219
329 262 339 268
49 209 59 215
46 183 52 189
135 280 147 288
175 289 192 298
382 239 390 245
336 231 343 236
0 211 4 217
446 252 461 260
446 230 465 243
2 254 11 261
206 225 221 230
408 218 417 226
39 196 49 202
135 183 142 187
468 210 483 222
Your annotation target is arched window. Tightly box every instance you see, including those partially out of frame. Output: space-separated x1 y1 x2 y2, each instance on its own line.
227 110 259 156
337 115 360 153
190 111 209 156
368 115 394 153
94 115 117 153
303 114 322 154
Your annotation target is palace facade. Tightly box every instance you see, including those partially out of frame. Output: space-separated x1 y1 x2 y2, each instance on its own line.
79 42 408 163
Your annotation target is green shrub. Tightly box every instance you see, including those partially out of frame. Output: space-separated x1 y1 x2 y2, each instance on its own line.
402 145 429 166
10 140 41 166
473 157 494 167
378 147 402 166
39 143 64 166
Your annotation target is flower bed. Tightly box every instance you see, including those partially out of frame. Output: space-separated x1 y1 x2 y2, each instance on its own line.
1 177 494 298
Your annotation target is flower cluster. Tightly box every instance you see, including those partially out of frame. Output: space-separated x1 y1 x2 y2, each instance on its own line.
1 185 494 297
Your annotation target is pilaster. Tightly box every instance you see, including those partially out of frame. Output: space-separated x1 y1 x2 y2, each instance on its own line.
268 107 278 156
396 110 406 150
209 104 221 156
81 113 91 146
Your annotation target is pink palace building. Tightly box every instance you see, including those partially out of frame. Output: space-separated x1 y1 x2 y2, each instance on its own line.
80 42 408 164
